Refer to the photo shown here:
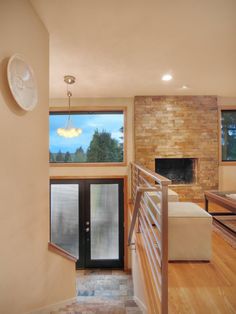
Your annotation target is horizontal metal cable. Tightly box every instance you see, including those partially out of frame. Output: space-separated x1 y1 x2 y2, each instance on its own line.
141 195 161 233
139 205 161 266
139 221 161 299
144 191 161 216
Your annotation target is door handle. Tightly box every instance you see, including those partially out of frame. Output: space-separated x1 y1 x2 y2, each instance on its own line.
85 227 90 232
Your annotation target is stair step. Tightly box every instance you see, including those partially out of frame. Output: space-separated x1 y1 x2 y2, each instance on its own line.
50 297 142 313
50 270 143 313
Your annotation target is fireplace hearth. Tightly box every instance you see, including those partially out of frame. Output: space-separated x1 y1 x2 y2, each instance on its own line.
155 158 197 184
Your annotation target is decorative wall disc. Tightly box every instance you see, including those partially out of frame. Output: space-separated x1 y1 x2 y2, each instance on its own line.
7 54 38 111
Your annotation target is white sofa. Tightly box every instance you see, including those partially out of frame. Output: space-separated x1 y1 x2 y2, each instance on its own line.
147 189 179 202
168 202 212 261
146 190 212 261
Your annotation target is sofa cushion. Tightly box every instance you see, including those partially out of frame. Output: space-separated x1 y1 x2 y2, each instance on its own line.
168 202 212 261
168 202 211 218
147 188 179 202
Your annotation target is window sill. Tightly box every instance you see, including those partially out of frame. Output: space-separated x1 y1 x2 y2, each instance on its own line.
49 162 127 167
219 161 236 166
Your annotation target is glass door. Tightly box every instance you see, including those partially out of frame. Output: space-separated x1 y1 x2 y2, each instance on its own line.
84 179 124 268
50 180 86 268
50 179 124 269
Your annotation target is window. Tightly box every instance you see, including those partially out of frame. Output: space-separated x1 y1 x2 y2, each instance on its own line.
221 109 236 161
49 111 125 164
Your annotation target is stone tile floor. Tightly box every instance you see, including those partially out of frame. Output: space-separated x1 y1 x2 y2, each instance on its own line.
50 269 143 314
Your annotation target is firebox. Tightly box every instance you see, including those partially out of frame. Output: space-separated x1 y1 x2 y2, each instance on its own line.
155 158 197 184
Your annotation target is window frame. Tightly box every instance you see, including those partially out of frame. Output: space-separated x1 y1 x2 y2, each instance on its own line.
49 106 127 167
219 106 236 165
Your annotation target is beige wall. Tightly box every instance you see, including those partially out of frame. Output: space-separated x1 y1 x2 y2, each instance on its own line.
0 1 75 313
219 166 236 190
49 97 134 178
131 249 148 313
218 97 236 190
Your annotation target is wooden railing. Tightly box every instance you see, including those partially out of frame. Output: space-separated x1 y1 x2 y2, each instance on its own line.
129 162 171 314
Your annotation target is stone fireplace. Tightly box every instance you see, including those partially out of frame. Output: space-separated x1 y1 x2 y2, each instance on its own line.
155 158 197 184
134 96 219 201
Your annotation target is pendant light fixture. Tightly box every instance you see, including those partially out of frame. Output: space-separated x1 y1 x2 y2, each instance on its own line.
57 75 82 138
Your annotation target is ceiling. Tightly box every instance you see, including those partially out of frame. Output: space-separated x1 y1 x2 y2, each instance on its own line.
31 0 236 98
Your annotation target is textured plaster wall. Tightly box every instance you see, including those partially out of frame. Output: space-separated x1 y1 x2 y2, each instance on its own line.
0 1 76 313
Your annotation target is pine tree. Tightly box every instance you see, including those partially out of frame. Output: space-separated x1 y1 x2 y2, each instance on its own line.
49 151 55 162
74 146 86 162
87 130 123 162
64 151 72 162
221 111 236 160
56 150 64 162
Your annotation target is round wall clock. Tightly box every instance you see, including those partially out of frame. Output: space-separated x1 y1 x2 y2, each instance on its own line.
7 54 38 111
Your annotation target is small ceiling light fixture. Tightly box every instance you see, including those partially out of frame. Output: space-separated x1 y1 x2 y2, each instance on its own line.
161 73 173 81
181 84 189 89
57 75 82 138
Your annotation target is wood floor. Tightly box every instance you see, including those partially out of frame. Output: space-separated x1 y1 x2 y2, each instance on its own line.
168 203 236 314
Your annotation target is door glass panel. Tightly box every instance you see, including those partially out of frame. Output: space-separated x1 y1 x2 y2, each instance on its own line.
51 184 79 257
90 184 119 260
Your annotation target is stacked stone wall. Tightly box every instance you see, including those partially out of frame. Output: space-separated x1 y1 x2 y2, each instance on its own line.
134 96 218 201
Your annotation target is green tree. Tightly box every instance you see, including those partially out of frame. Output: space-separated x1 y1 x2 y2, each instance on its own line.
56 150 64 162
118 126 124 161
87 130 123 162
221 111 236 160
119 126 124 141
74 146 86 162
49 151 55 162
64 151 72 162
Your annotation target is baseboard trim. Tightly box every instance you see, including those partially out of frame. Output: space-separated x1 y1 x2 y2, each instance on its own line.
26 297 77 314
134 296 148 313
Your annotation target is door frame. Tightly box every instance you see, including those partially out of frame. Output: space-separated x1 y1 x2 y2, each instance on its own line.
49 176 128 270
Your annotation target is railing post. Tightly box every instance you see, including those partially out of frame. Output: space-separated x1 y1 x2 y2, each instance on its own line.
161 183 168 314
130 163 134 203
128 188 142 245
137 212 141 233
128 186 157 245
136 168 141 232
137 168 140 186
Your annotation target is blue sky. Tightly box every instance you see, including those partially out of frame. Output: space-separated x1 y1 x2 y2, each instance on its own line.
49 113 124 153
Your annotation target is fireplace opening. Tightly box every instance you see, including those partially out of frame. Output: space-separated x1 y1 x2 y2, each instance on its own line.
155 158 196 184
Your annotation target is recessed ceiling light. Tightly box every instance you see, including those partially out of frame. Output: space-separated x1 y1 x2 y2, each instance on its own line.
181 85 190 89
162 74 173 81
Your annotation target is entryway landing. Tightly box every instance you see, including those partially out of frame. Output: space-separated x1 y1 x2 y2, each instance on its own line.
50 270 142 314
